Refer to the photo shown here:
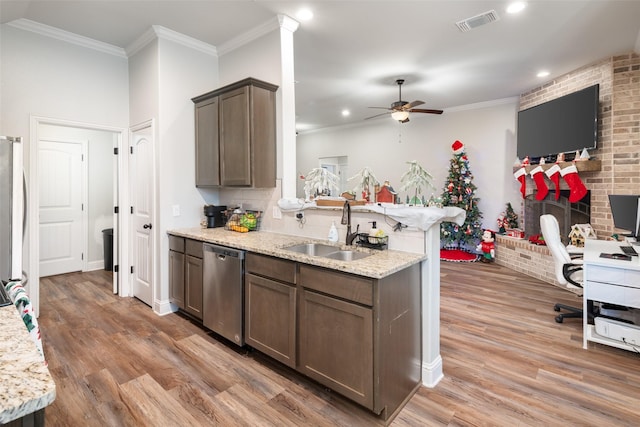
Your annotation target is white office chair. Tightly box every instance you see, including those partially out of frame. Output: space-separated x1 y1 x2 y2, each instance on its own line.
540 214 587 323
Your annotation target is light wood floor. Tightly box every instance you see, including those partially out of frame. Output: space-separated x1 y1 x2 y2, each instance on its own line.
38 262 640 426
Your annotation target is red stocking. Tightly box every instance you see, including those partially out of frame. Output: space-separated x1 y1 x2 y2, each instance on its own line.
530 166 548 201
545 164 561 200
514 167 527 198
560 165 587 202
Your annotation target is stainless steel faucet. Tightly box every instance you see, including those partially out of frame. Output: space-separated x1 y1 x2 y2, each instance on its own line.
342 200 360 245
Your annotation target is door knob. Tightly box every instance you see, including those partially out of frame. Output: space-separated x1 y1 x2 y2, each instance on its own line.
143 223 152 229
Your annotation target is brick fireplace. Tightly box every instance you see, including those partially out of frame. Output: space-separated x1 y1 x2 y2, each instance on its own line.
495 52 639 288
524 191 590 245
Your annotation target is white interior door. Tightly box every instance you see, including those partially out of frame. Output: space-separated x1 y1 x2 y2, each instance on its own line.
39 139 85 277
130 123 154 306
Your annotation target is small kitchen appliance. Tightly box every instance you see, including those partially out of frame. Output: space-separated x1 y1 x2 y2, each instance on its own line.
204 204 226 228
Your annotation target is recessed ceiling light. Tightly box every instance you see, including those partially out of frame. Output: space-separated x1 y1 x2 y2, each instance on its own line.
506 2 526 14
296 9 314 21
537 70 550 78
341 109 350 117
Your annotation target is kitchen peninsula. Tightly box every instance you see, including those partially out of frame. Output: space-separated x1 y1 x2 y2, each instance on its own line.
0 304 56 426
168 228 424 421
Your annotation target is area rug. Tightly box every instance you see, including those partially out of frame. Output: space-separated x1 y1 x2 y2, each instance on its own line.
440 248 478 262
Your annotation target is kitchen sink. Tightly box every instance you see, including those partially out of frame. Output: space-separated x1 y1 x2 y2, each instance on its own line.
285 243 339 256
284 243 371 261
322 250 371 261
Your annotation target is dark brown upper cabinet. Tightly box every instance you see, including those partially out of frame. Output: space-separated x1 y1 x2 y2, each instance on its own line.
192 78 278 188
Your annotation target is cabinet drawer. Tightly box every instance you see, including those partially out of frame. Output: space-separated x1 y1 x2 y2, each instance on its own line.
299 264 373 306
246 253 296 283
587 281 640 309
587 281 626 306
185 239 203 258
169 235 185 252
587 265 640 288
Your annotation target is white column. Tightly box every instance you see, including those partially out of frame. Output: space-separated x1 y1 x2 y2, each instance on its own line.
422 225 443 387
277 15 299 199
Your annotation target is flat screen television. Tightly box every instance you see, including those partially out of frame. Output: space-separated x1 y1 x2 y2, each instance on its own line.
608 194 640 240
517 84 599 160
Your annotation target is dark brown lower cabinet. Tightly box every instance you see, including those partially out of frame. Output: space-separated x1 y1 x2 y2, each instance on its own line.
299 288 373 408
244 253 297 368
168 236 203 321
169 236 185 309
244 252 421 421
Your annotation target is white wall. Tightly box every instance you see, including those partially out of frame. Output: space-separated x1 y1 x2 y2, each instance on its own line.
297 100 522 231
0 23 128 297
156 36 219 303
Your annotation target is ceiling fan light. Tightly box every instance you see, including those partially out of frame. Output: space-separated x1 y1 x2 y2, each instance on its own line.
391 111 410 121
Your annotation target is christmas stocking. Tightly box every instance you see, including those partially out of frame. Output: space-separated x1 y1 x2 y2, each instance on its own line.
513 167 527 198
560 164 587 202
545 164 561 200
529 166 548 201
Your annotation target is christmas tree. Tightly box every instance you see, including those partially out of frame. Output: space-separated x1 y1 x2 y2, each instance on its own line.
440 140 483 250
496 203 519 233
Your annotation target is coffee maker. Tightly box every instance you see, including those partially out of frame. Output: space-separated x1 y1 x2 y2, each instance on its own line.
203 205 227 228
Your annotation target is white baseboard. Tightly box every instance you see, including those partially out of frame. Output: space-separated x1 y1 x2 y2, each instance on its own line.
85 260 105 271
154 299 178 316
422 355 444 388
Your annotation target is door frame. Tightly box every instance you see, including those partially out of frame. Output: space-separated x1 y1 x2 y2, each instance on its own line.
128 119 156 307
29 116 127 316
37 137 88 275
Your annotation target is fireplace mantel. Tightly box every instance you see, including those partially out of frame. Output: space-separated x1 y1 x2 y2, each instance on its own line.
512 159 601 174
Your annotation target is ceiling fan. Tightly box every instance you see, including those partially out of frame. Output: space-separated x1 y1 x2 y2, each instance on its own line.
365 79 443 123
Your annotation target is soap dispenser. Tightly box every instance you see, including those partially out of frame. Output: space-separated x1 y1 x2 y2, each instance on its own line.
369 221 379 237
328 221 339 243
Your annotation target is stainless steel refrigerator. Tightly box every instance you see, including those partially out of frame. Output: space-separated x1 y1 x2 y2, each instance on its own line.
0 136 24 283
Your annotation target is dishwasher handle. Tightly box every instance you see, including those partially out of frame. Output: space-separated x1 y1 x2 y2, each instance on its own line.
203 243 245 260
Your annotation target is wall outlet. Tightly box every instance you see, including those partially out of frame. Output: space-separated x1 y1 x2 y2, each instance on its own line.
172 205 180 216
272 206 282 219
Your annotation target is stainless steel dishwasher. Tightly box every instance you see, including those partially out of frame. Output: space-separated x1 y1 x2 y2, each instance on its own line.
203 243 245 346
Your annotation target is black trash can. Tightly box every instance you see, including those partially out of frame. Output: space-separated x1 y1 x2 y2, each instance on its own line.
102 228 113 271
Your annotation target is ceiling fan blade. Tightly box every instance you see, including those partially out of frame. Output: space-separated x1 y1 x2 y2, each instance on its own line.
364 112 391 120
368 106 393 110
403 100 425 109
409 108 444 114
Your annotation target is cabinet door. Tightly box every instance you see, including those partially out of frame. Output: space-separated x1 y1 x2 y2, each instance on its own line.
195 97 220 187
169 250 185 309
219 86 251 186
245 273 296 368
299 289 373 409
184 255 203 320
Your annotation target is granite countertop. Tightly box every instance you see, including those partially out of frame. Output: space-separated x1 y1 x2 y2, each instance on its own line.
0 305 56 424
168 228 426 279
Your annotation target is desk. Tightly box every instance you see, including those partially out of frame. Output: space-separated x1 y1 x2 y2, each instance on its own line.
583 240 640 351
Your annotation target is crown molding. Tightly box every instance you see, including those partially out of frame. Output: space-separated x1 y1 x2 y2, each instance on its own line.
444 96 519 113
7 19 126 58
218 15 286 56
278 14 300 34
126 25 217 58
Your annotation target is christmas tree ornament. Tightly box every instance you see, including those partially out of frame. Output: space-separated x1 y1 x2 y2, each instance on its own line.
560 164 588 202
544 164 561 200
529 166 549 201
513 167 527 198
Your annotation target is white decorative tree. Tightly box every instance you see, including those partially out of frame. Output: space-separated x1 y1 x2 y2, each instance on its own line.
303 167 340 200
400 160 435 205
348 167 379 201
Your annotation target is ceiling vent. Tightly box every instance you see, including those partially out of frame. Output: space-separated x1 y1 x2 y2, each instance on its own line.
455 10 500 32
